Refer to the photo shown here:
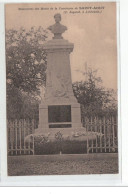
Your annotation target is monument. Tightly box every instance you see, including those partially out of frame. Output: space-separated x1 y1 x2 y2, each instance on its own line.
38 13 82 133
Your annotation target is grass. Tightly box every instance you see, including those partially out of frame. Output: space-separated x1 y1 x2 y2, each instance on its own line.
8 153 118 176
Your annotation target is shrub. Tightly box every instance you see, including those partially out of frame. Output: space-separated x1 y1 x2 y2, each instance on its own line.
34 140 87 155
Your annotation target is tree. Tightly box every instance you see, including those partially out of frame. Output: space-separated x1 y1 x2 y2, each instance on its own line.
72 68 117 117
6 27 48 119
6 27 117 119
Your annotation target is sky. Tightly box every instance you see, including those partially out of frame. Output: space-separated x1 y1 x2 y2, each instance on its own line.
5 2 117 90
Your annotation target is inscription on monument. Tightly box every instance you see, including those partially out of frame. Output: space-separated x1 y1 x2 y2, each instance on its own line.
48 105 71 122
48 105 71 128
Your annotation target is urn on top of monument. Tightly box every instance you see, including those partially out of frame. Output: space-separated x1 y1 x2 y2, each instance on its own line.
48 13 67 39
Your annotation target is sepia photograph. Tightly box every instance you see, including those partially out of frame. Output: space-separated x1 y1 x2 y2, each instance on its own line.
6 2 118 176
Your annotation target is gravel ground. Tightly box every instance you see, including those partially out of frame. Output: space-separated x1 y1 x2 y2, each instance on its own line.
8 153 118 176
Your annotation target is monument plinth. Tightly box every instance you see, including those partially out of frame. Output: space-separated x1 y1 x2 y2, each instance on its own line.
38 13 82 133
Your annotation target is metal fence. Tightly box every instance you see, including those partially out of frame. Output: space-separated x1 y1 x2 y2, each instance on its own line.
7 116 118 155
82 116 118 153
7 119 36 155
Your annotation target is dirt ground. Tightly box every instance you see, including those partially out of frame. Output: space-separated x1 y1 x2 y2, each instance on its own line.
8 153 118 176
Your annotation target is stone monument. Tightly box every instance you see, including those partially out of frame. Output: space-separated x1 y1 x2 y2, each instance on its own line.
38 13 82 133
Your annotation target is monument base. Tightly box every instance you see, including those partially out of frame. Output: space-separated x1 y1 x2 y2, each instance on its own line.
25 126 98 144
38 101 82 133
34 126 97 142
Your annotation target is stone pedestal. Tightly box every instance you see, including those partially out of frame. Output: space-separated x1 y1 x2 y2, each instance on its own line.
38 14 82 134
39 102 82 133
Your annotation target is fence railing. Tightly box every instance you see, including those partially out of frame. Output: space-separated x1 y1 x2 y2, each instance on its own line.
7 116 118 155
7 119 36 155
82 116 118 153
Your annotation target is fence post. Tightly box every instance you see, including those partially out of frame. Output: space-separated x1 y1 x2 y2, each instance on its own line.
15 120 18 155
33 135 35 155
103 117 106 152
23 119 26 154
112 116 116 151
95 117 98 153
86 117 89 154
28 119 30 155
99 118 102 153
19 120 22 155
108 117 111 152
9 120 13 155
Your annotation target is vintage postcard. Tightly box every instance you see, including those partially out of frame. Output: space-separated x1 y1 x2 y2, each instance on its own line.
5 2 119 177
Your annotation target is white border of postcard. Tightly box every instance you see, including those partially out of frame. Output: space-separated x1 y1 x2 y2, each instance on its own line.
0 0 127 186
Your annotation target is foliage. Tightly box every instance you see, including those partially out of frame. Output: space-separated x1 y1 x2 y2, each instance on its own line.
7 86 39 119
34 138 118 155
34 140 88 155
34 134 49 144
6 27 48 118
6 27 117 119
55 131 63 141
72 68 117 117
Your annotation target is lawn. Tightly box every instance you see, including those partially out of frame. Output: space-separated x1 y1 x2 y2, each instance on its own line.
8 153 118 176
